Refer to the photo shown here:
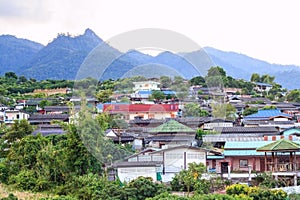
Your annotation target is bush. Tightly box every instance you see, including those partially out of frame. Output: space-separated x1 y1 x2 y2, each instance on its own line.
9 170 37 191
0 162 9 184
226 184 287 200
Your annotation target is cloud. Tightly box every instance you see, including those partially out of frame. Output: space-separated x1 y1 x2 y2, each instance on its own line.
0 0 51 22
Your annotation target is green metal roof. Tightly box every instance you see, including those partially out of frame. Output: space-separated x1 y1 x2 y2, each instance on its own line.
149 119 195 133
256 139 300 152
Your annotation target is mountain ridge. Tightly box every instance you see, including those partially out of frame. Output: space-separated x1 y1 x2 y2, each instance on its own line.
0 29 300 89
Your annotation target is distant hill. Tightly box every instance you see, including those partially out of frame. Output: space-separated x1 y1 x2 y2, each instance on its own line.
22 29 103 80
0 35 44 74
203 47 300 89
1 29 300 89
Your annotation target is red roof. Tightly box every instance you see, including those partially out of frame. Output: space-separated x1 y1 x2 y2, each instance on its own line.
103 104 178 113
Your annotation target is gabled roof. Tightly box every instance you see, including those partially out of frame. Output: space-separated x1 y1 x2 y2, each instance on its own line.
213 126 279 135
244 109 292 121
256 139 300 152
149 120 195 133
149 145 208 154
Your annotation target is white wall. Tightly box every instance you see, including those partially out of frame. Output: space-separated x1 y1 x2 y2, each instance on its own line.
117 166 157 182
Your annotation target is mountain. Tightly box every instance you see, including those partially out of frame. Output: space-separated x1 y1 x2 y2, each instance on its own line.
0 35 44 74
203 47 300 89
1 29 300 89
22 29 103 80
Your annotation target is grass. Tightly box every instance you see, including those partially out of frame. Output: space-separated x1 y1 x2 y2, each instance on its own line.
0 184 53 200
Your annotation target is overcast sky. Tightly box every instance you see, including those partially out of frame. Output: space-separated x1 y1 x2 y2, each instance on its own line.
0 0 300 65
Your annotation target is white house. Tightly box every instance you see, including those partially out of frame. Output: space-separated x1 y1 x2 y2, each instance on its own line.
132 81 160 92
116 145 208 183
3 110 30 124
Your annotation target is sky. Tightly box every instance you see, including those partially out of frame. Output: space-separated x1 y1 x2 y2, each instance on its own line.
0 0 300 65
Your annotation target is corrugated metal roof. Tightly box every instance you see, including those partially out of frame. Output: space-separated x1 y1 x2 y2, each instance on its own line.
149 120 195 133
256 139 300 152
224 149 266 156
244 109 292 120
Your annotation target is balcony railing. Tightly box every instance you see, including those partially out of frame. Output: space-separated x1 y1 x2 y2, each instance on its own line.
265 162 300 172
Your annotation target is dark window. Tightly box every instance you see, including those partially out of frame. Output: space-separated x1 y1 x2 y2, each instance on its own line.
240 159 248 168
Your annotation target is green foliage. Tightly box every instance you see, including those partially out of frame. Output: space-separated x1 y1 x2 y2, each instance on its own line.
171 162 207 196
160 76 172 88
196 129 217 140
286 89 300 102
96 89 113 103
262 105 277 110
0 193 18 200
251 73 275 84
226 183 287 200
151 90 165 101
211 103 237 120
189 76 205 86
146 192 188 200
126 177 168 200
183 103 209 117
3 119 33 143
243 107 258 116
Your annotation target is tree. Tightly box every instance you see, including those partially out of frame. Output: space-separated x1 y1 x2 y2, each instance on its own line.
171 162 207 197
189 76 205 86
286 90 300 103
211 103 237 120
4 72 17 79
183 103 209 117
151 90 165 102
160 76 172 88
207 66 226 77
262 105 277 110
250 73 260 82
3 119 33 143
95 89 113 103
243 107 258 116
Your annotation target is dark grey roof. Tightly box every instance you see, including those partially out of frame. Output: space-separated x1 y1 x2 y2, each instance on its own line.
145 134 195 142
29 114 69 120
213 126 279 135
113 161 162 168
44 105 81 112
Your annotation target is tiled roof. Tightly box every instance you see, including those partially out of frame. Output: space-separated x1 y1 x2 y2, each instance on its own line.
213 127 279 135
145 135 195 142
103 104 178 113
149 120 195 133
44 105 81 112
244 109 292 120
113 161 162 168
256 139 300 152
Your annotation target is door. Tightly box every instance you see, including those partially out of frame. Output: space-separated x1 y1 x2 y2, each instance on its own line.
221 162 229 173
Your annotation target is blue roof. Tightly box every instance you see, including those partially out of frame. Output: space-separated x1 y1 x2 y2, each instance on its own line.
207 155 225 159
244 109 292 120
224 141 300 156
138 90 152 95
255 82 272 87
162 90 176 95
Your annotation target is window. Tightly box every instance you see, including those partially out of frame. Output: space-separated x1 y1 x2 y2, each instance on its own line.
239 159 248 168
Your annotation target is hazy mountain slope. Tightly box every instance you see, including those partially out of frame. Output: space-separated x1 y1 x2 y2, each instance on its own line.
22 29 102 80
204 47 300 89
0 35 44 74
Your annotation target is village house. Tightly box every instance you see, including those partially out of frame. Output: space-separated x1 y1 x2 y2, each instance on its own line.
28 113 69 125
1 109 29 124
113 145 208 183
132 81 160 92
105 129 135 144
242 109 293 128
32 124 65 136
254 82 273 93
103 103 179 120
145 119 197 148
214 138 300 177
